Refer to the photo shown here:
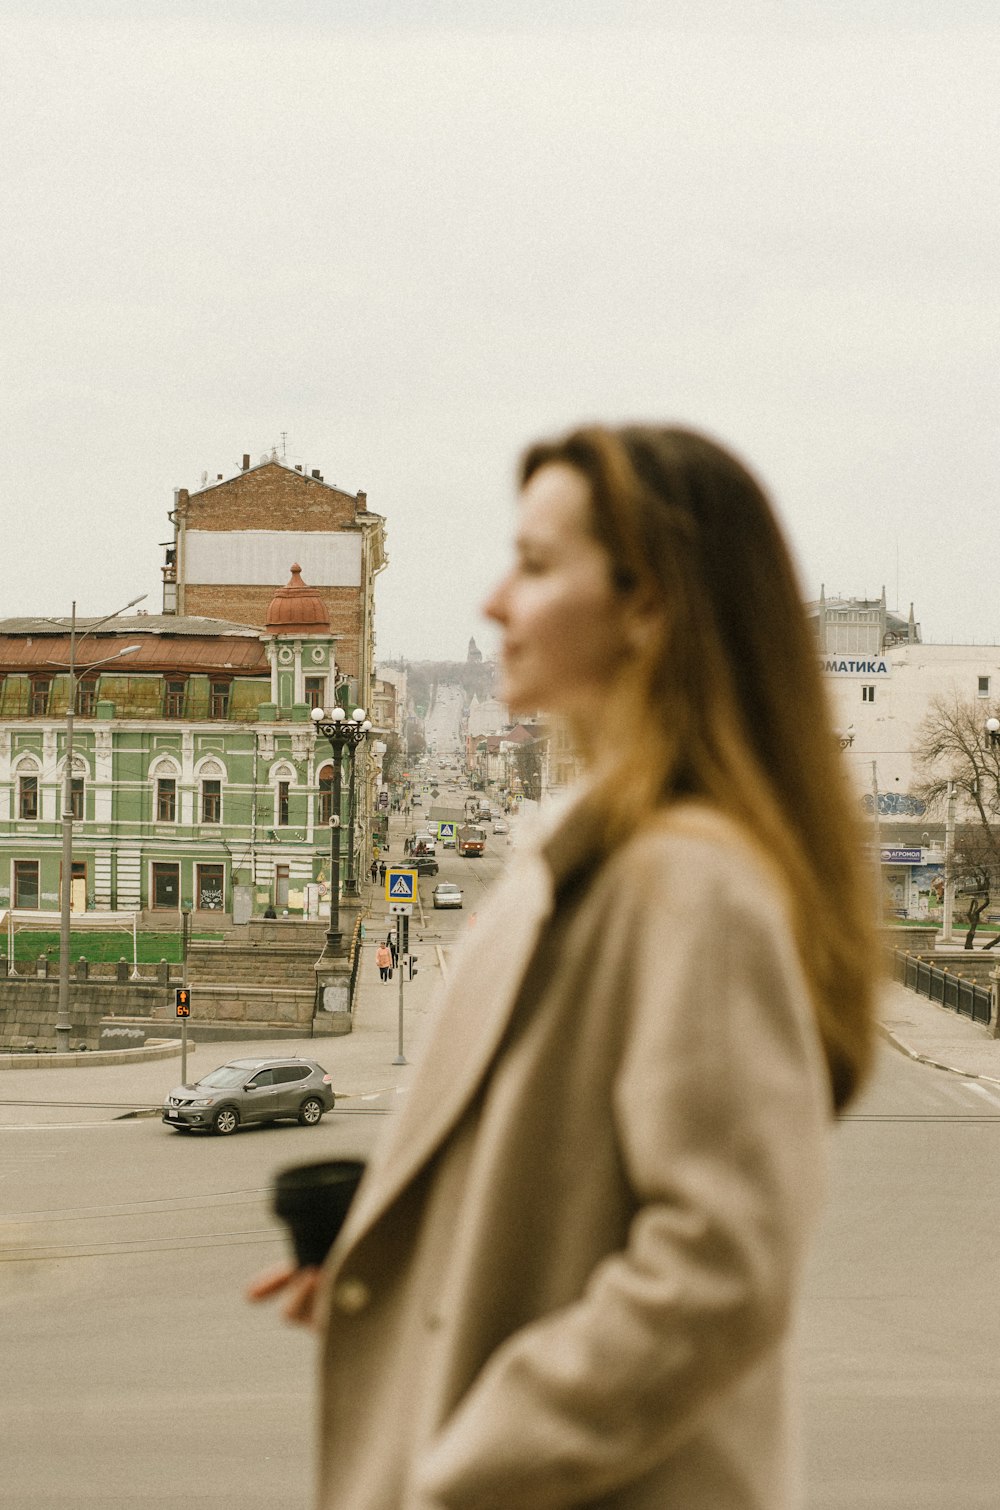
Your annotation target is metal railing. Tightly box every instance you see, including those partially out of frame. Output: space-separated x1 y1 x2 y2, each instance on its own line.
892 950 994 1027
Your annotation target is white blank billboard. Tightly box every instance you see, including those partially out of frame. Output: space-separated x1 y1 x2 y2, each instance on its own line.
183 530 362 587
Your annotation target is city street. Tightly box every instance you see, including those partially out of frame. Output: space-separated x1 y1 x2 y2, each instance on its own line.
802 1045 1000 1508
4 794 1000 1507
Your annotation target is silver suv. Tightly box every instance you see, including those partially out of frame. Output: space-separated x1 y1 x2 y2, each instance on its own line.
162 1056 335 1135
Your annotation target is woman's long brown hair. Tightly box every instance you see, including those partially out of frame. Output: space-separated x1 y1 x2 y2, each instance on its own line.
521 424 877 1112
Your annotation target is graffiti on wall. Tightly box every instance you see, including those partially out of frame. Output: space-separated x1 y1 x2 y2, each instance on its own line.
861 792 926 816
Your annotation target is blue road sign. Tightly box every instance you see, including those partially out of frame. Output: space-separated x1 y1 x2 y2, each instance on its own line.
385 868 417 901
437 822 456 838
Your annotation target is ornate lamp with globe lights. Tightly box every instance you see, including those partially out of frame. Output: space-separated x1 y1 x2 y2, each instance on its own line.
310 705 372 955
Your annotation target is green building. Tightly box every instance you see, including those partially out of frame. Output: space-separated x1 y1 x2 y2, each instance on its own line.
0 568 383 927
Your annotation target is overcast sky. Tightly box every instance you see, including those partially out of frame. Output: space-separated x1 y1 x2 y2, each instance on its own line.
2 1 996 660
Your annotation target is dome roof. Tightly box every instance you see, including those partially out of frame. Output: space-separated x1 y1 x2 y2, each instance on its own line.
265 565 330 633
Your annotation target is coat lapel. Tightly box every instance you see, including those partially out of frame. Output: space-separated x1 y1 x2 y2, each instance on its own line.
331 851 556 1257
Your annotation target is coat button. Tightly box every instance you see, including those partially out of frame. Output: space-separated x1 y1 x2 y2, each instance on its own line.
332 1278 370 1315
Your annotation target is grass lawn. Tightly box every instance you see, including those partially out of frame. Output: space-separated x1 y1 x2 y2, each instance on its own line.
1 930 225 965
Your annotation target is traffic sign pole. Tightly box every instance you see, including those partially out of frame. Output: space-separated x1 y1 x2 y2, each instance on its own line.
393 912 408 1066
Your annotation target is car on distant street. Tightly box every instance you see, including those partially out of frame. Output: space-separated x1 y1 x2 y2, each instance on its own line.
162 1056 335 1135
412 853 440 876
492 819 509 834
432 882 464 909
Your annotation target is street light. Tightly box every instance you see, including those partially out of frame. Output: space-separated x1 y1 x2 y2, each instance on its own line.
310 705 372 954
986 717 1000 747
47 594 147 1052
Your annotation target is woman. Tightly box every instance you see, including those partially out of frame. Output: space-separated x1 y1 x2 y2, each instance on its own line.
251 424 876 1509
374 941 392 983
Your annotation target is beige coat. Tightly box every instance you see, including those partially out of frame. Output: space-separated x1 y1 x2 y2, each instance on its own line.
315 799 831 1509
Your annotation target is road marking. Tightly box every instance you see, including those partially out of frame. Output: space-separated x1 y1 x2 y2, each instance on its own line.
0 1119 147 1133
963 1079 1000 1108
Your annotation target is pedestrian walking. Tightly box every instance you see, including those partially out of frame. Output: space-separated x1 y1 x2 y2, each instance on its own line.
377 860 386 885
374 942 392 983
251 421 876 1510
386 932 398 969
369 859 378 884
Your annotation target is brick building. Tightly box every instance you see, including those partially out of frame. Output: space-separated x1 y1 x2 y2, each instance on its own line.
162 452 386 712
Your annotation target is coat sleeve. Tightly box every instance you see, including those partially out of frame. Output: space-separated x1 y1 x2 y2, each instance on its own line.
411 837 831 1510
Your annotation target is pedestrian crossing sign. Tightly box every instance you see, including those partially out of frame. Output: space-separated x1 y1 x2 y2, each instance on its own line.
437 822 456 839
386 868 417 902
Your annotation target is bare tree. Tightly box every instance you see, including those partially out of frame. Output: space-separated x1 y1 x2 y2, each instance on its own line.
915 695 1000 947
948 825 1000 949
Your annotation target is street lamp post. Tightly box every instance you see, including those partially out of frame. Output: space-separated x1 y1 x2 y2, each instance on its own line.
310 706 372 954
48 595 146 1052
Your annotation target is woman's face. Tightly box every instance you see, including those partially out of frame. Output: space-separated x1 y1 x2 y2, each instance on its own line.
483 463 634 724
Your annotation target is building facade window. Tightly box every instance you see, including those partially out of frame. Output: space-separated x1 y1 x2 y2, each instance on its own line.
277 780 290 827
156 778 177 822
69 776 84 821
30 679 52 716
13 860 39 909
978 676 991 697
164 679 187 718
304 676 325 710
274 864 290 909
862 685 876 703
152 863 180 910
318 765 333 825
76 679 98 716
196 863 225 911
19 773 39 820
209 680 231 719
201 779 222 824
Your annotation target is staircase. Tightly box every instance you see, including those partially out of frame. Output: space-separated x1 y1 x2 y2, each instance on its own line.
148 917 360 1041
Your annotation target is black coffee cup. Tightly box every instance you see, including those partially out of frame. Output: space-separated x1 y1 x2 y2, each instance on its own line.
272 1159 366 1267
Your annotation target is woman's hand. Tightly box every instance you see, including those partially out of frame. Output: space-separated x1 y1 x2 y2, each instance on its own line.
246 1262 324 1328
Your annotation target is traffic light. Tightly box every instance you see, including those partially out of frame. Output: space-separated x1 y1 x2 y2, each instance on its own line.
405 955 419 982
175 987 191 1018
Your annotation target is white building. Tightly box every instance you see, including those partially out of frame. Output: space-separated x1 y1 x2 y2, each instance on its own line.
374 664 407 737
815 593 1000 920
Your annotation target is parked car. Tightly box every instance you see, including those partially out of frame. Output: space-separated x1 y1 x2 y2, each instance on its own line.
432 882 464 909
162 1056 335 1135
412 854 440 876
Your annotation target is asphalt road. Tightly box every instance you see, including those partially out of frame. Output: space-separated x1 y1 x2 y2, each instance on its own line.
801 1044 1000 1508
2 1106 387 1510
5 798 999 1508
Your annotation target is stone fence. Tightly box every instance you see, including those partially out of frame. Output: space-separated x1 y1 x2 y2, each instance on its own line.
0 956 181 985
0 978 173 1052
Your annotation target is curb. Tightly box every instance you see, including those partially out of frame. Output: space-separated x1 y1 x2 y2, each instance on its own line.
0 1038 188 1072
877 1021 1000 1087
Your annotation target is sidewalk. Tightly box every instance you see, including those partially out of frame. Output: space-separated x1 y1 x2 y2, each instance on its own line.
0 811 442 1125
877 977 1000 1084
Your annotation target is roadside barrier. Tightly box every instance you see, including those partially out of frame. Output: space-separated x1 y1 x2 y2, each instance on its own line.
893 949 993 1028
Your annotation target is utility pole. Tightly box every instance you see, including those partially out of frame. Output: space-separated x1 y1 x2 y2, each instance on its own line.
50 597 145 1052
871 761 882 914
180 907 191 1085
942 779 956 943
